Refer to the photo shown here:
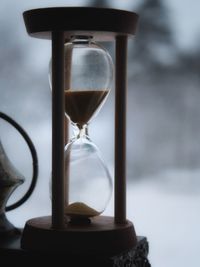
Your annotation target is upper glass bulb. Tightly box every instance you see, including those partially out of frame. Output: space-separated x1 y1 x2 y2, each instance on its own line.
64 36 113 91
49 36 113 128
64 36 113 128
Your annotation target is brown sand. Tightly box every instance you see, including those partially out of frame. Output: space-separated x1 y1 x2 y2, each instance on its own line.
65 202 100 218
65 90 108 127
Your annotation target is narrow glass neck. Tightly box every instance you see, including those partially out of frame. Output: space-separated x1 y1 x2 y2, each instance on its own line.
72 124 89 139
70 35 93 45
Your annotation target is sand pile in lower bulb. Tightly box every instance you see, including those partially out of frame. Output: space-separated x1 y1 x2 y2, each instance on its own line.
65 202 100 217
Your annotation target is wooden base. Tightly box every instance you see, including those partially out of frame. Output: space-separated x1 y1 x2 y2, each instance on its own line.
0 232 150 266
21 216 137 256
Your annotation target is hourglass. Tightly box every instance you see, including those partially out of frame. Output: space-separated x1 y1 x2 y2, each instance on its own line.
49 35 113 222
61 36 113 222
21 7 140 256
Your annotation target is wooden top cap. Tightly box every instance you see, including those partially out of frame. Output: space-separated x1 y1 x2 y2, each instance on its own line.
23 7 138 41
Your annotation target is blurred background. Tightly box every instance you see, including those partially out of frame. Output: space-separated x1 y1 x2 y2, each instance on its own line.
0 0 200 266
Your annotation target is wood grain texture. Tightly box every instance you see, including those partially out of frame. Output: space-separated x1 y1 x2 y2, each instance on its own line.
21 216 137 255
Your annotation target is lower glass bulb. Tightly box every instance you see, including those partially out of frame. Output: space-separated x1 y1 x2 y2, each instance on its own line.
64 133 112 220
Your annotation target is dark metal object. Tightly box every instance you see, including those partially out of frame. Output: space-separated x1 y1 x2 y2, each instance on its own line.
0 112 38 211
0 140 24 235
0 112 38 235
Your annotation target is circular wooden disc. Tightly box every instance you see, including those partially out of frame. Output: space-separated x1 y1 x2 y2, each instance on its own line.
23 7 139 41
21 216 137 255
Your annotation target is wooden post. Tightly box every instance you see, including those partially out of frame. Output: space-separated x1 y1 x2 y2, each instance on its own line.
64 43 72 208
114 35 128 224
51 31 65 229
64 117 69 208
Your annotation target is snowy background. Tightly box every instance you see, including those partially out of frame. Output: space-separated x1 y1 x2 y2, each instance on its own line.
0 0 200 266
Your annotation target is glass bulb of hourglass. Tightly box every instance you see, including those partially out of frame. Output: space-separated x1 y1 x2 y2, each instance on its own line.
49 36 113 222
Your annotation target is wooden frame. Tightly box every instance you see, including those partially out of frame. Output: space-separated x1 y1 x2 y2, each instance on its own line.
23 6 138 228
